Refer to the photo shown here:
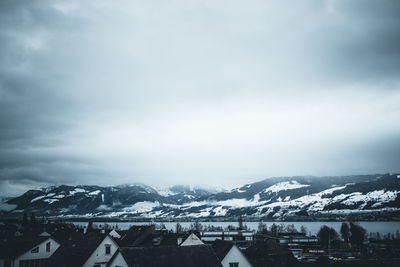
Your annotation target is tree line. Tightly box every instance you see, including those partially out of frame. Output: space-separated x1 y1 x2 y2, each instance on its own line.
317 222 366 247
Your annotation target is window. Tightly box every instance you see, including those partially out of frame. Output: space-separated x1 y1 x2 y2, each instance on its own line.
105 244 111 255
46 241 51 252
229 263 239 267
30 247 39 253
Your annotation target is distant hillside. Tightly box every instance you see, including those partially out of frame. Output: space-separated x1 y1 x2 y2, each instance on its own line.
2 173 400 220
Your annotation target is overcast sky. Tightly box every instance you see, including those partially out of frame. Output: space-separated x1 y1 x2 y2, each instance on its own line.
1 0 400 197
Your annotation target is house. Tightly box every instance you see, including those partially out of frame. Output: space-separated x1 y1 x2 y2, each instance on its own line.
201 231 254 244
0 236 60 267
212 240 253 267
277 233 319 248
281 234 319 260
180 233 204 246
47 232 119 267
106 245 222 267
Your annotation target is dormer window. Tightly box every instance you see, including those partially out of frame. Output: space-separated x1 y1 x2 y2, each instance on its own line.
105 244 111 255
31 247 39 253
46 241 51 252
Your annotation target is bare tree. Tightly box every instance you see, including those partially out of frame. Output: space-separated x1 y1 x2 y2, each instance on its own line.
340 222 350 242
317 225 339 248
270 223 278 236
175 223 183 233
349 222 366 246
300 225 308 235
257 222 267 233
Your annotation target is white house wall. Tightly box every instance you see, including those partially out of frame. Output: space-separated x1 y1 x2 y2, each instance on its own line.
14 238 60 266
221 245 253 267
82 235 119 267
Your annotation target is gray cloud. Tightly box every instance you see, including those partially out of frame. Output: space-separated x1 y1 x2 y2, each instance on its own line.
1 0 400 197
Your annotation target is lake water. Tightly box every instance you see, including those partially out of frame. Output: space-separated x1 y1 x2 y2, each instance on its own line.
72 221 400 236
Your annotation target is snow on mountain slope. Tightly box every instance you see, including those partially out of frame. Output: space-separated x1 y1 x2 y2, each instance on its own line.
31 195 47 203
2 173 400 219
264 181 310 193
156 188 176 197
122 201 160 213
340 190 398 206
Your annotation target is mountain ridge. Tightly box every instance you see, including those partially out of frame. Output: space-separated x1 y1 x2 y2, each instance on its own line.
2 173 399 220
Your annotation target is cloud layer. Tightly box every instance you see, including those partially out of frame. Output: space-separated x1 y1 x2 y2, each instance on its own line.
1 0 400 196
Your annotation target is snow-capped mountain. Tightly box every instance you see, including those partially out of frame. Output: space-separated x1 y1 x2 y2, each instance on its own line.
2 174 400 220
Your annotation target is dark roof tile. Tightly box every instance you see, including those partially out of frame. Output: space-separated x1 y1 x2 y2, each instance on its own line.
120 245 222 267
211 239 234 261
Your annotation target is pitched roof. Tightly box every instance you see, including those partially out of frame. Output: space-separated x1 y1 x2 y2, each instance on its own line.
117 225 154 247
47 232 108 267
244 240 296 267
119 245 222 267
51 228 85 245
0 236 53 259
134 232 189 247
211 239 234 261
180 233 204 246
